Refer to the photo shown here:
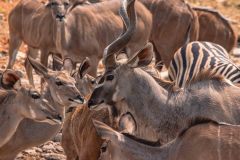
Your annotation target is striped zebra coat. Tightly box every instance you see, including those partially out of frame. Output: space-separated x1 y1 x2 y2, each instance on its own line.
168 41 240 89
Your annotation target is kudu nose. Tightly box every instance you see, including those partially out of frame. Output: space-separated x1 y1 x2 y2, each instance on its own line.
56 14 65 21
68 95 85 104
76 95 84 104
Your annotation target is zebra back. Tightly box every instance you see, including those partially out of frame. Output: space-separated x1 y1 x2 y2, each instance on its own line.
168 41 240 89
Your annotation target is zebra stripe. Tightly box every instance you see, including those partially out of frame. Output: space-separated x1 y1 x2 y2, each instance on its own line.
168 41 240 89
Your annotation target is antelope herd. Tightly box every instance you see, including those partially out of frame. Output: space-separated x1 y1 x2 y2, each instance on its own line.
0 0 239 159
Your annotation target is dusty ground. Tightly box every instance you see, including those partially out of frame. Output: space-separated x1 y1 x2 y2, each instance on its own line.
0 0 239 159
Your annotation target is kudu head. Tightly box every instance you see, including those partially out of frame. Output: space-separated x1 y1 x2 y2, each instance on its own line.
88 0 154 108
52 55 98 97
28 56 84 107
93 119 137 160
0 71 62 124
46 0 70 22
71 57 97 97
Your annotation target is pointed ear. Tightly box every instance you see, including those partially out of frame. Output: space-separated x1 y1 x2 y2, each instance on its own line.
127 43 154 68
119 112 137 134
1 69 21 89
52 54 63 70
79 57 91 79
93 119 119 141
27 56 50 78
13 80 21 90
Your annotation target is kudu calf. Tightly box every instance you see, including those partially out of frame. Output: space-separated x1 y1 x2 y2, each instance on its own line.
8 0 151 86
88 0 240 144
0 57 84 160
193 6 237 52
94 118 240 160
0 70 62 147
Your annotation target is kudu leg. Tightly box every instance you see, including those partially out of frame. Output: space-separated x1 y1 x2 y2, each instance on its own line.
25 47 39 87
7 34 22 69
40 49 49 91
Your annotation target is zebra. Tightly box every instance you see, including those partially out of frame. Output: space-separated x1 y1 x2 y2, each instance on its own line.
168 41 240 90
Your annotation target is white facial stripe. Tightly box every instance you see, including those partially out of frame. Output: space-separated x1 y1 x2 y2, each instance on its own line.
112 85 120 102
29 105 37 118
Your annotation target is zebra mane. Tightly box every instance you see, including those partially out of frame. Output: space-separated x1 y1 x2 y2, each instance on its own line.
189 70 228 85
145 68 231 91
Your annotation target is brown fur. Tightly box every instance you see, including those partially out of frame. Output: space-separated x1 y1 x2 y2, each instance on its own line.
96 118 240 160
193 6 237 52
134 0 199 67
62 104 111 160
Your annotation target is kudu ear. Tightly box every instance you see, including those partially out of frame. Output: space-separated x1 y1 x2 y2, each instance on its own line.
27 56 50 78
127 43 154 68
1 69 22 89
52 54 63 70
93 119 120 141
79 57 91 79
45 1 52 8
119 112 137 134
13 80 21 90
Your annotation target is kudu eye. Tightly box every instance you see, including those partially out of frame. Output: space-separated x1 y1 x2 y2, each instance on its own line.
63 2 69 6
106 75 114 81
90 79 96 85
100 143 108 153
55 79 64 86
51 2 58 6
31 91 41 99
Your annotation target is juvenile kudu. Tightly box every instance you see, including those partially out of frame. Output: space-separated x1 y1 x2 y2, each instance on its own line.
94 118 240 160
88 1 240 143
0 70 62 147
0 57 84 160
7 0 152 86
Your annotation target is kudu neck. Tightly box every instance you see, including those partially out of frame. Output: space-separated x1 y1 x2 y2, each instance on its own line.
119 68 184 142
53 20 70 52
119 136 170 160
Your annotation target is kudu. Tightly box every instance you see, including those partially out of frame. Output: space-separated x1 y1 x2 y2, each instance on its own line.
79 0 238 68
7 0 151 86
193 6 237 52
73 0 199 69
0 70 62 147
94 118 240 160
7 0 71 86
0 57 84 160
61 57 98 160
62 57 136 159
88 0 240 143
